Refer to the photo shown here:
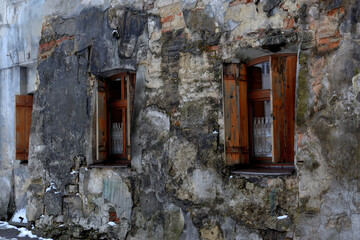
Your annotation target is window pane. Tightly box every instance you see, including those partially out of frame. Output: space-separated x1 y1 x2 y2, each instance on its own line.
110 109 124 155
248 61 271 90
251 100 272 158
108 77 122 101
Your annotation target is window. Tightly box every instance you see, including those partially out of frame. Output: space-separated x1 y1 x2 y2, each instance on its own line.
223 54 296 168
15 95 33 161
96 72 136 165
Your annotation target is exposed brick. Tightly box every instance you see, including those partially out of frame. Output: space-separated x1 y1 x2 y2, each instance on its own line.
161 28 173 33
327 6 345 17
161 15 175 23
109 211 120 223
229 0 253 7
284 16 295 29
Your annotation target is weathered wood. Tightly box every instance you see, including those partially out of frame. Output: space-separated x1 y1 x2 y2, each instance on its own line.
97 80 107 161
16 95 33 160
271 55 286 163
224 63 241 165
238 64 249 164
284 55 297 163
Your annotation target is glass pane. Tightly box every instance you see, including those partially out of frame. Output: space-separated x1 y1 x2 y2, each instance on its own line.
248 61 271 90
110 109 124 155
252 100 272 158
108 77 122 101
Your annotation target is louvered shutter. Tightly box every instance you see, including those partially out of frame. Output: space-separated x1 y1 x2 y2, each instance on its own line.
224 64 249 165
271 55 297 163
16 95 33 160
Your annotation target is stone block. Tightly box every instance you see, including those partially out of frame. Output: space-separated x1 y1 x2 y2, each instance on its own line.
44 190 62 216
200 224 224 240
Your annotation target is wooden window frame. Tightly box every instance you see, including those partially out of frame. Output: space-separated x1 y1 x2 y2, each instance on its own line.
95 72 136 166
224 54 297 169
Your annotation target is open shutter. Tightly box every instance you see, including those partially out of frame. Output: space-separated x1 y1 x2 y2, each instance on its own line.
271 55 296 163
224 64 249 165
97 79 107 161
126 73 136 161
16 95 33 160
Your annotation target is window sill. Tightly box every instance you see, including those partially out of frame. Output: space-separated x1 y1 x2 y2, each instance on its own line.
232 165 295 176
89 161 130 169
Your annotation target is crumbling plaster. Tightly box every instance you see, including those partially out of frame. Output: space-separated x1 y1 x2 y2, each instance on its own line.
0 0 360 239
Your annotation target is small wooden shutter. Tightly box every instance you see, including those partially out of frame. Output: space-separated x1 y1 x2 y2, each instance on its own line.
224 64 249 165
126 73 136 161
16 95 33 160
97 79 107 161
271 55 297 163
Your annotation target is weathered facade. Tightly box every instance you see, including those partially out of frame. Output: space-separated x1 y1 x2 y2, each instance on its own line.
1 0 360 239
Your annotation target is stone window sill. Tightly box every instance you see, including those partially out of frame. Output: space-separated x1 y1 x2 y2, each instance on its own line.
89 160 130 169
232 165 295 176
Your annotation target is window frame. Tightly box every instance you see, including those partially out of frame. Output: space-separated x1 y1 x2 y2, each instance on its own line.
95 72 136 166
223 53 297 169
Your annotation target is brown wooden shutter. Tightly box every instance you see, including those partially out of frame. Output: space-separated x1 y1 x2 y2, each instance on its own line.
97 79 107 161
271 55 297 163
16 95 33 160
126 73 136 161
224 64 249 165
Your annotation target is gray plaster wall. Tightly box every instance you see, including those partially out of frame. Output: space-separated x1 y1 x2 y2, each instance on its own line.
2 0 360 239
1 0 48 220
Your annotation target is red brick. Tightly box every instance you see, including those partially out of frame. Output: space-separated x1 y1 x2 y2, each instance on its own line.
229 0 252 7
327 6 344 17
283 16 295 29
161 28 173 33
161 15 175 23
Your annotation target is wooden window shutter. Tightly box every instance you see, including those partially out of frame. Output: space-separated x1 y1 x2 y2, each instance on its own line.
126 73 136 161
16 95 33 160
97 79 107 161
224 64 249 165
271 55 297 163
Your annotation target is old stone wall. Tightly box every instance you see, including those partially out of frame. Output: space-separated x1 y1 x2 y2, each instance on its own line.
1 0 360 239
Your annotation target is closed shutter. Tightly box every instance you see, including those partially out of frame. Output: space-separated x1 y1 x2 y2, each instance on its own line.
97 79 107 161
224 64 249 165
16 95 33 161
271 55 296 163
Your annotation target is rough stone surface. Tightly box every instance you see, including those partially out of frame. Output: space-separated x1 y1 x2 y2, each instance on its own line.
1 0 360 239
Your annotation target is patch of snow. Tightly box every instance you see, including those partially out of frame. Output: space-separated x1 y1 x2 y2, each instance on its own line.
70 171 78 174
277 215 288 220
45 182 57 193
229 175 233 179
10 208 28 223
55 191 61 194
0 221 52 240
17 227 52 239
212 130 218 134
85 168 88 171
0 221 17 229
107 221 116 226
